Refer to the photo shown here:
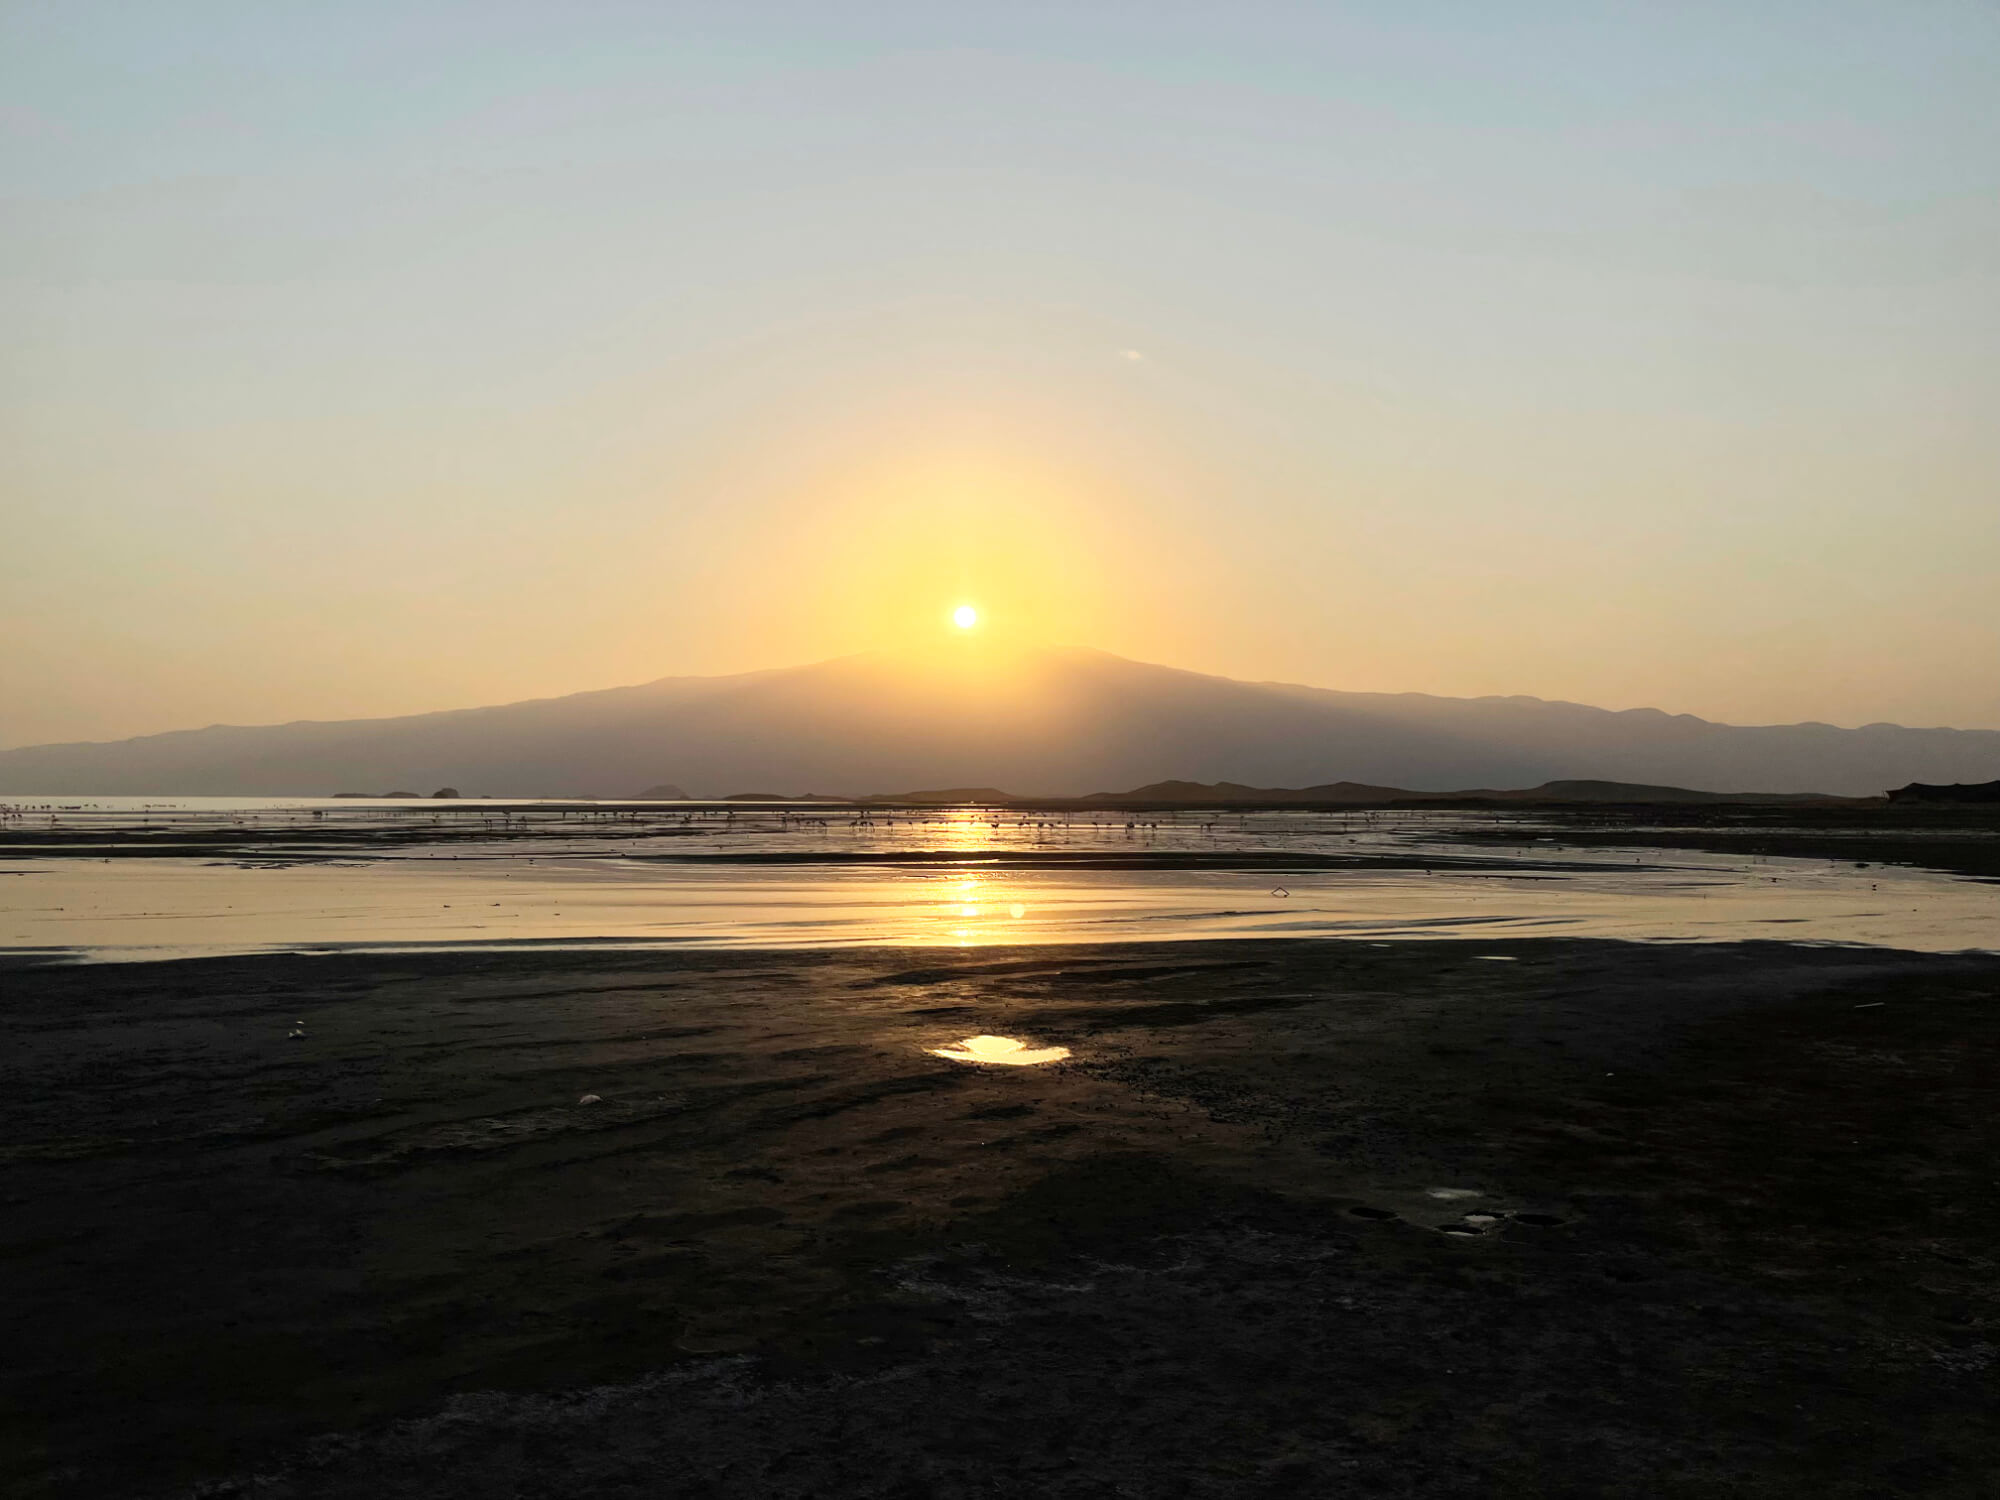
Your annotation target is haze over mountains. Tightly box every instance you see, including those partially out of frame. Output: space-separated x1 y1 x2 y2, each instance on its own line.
3 646 1997 800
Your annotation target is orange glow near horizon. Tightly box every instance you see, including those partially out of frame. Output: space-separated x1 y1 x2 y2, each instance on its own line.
715 439 1168 674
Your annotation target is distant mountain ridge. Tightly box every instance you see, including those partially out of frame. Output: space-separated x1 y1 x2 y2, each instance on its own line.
1080 778 1857 806
860 787 1019 805
2 645 1996 799
1887 779 2000 805
1080 779 1416 805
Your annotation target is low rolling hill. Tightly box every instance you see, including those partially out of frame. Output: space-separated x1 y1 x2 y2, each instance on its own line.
3 645 1996 799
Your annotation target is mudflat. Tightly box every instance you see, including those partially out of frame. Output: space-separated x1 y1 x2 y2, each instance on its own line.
4 937 1998 1498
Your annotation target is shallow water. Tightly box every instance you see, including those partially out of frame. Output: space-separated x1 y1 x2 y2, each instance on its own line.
928 1035 1072 1066
3 801 1995 961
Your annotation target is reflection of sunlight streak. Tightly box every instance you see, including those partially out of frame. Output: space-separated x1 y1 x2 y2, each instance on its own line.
24 806 2000 961
925 812 993 855
928 1034 1071 1066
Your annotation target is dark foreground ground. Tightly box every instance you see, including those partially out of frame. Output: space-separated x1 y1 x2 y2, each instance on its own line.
3 937 1998 1498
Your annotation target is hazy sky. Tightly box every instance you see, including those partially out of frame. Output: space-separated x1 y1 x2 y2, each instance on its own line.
6 1 1998 748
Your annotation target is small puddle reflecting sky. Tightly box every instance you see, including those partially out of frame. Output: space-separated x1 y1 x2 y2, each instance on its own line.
928 1035 1072 1066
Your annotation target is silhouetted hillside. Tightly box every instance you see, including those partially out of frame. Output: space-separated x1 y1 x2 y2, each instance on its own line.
1084 779 1427 805
860 787 1019 805
1887 779 2000 804
1080 778 1860 806
2 645 1995 798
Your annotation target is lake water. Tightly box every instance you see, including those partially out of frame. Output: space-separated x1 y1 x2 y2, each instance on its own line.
3 797 1996 961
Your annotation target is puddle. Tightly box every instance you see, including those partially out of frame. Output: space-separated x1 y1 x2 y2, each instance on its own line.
927 1035 1071 1067
1425 1188 1484 1201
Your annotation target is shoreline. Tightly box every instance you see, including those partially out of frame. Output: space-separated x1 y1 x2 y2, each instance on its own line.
11 805 1999 963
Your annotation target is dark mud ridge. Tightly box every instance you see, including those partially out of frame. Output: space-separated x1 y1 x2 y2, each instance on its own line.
1440 804 2000 882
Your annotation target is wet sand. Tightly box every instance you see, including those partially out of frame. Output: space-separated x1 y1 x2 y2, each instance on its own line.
5 937 1999 1497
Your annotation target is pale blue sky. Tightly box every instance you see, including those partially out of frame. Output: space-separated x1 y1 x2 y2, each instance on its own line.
6 2 1998 744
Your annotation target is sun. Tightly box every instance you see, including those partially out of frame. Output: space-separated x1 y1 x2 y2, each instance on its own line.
952 604 979 629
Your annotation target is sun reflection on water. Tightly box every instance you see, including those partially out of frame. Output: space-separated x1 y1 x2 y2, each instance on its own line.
928 1035 1072 1066
23 805 1999 962
929 861 1033 941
